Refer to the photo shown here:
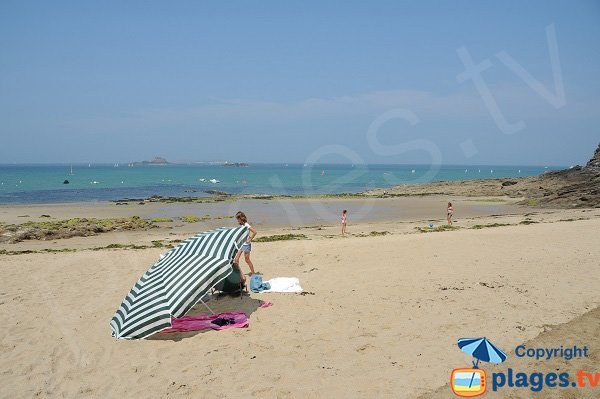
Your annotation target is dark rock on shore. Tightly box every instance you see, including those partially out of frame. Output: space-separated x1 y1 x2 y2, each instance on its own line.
204 190 230 196
0 216 156 244
509 143 599 208
365 143 600 208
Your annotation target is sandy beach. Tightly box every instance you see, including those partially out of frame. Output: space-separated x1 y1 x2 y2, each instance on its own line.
2 2 599 397
1 196 599 398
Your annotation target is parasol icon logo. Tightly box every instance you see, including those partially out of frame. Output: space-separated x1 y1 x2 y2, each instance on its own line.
451 337 508 397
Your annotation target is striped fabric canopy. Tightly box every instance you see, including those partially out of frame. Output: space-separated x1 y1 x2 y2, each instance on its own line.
110 225 248 340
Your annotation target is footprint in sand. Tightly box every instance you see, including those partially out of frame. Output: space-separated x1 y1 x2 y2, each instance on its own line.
356 344 374 352
358 331 378 338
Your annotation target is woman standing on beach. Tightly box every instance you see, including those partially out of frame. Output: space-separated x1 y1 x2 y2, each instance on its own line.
235 211 257 278
447 202 454 225
341 209 348 235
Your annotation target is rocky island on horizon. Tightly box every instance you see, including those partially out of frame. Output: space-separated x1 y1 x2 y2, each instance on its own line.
132 156 170 166
130 157 249 166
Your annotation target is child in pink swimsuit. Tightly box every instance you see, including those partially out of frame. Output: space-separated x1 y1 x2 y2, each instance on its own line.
447 202 454 225
341 210 347 236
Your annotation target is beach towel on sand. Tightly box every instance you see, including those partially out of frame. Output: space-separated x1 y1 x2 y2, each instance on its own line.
161 312 248 333
259 277 303 293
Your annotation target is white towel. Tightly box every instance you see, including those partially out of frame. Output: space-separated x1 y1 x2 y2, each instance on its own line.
261 277 303 293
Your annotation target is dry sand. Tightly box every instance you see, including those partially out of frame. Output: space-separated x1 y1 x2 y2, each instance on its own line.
1 200 599 398
422 306 600 399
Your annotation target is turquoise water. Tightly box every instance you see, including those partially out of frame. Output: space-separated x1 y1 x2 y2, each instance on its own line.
0 163 562 204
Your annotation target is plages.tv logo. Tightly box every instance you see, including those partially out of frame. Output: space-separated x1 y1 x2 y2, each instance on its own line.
451 337 508 397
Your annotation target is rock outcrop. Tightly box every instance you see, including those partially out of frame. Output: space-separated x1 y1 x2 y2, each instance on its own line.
0 216 155 243
365 143 600 208
587 143 600 169
522 142 599 208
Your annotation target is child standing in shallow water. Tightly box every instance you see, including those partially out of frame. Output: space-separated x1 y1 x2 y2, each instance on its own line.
234 211 257 280
341 210 347 235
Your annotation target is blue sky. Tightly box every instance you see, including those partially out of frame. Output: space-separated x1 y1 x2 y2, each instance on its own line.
1 1 599 165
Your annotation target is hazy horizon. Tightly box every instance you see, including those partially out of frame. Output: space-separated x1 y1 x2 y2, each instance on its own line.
1 1 599 166
0 160 572 167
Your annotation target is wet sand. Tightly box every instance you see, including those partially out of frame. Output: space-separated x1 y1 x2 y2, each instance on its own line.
0 196 522 226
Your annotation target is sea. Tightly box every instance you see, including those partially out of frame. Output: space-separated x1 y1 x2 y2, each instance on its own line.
0 163 563 204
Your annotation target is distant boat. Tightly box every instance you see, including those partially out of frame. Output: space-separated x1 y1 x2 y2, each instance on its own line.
411 169 415 174
199 178 206 182
70 165 74 175
91 181 99 184
209 179 220 184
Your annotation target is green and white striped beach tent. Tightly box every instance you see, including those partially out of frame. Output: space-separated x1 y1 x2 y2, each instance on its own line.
110 225 248 340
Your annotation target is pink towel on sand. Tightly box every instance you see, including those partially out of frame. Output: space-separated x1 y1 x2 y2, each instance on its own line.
161 312 248 333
